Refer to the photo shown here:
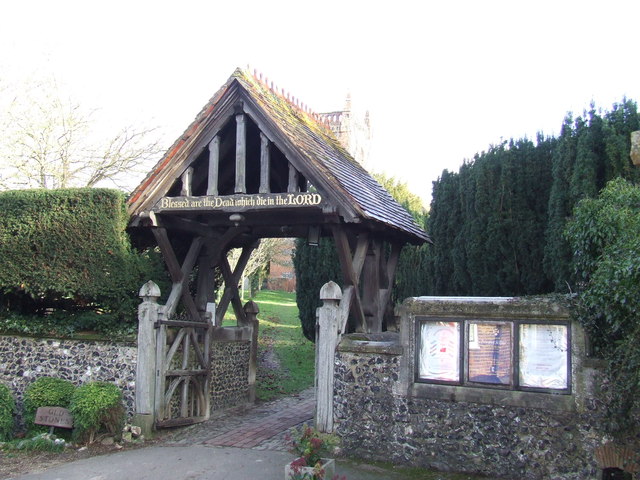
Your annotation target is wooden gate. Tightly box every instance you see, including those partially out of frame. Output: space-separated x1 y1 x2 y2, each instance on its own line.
154 318 212 428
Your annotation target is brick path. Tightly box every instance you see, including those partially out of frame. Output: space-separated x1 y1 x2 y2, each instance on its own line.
162 388 315 451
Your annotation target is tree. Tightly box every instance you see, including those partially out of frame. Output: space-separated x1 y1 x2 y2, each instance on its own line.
227 237 283 296
293 236 341 341
0 77 162 191
427 169 463 295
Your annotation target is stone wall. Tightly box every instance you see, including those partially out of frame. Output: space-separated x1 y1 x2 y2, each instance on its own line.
210 340 250 411
332 297 638 480
0 335 137 426
0 329 254 429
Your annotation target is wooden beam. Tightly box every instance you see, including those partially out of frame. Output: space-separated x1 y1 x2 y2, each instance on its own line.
259 132 270 194
195 249 216 312
152 229 203 320
287 163 299 193
208 226 249 264
155 216 214 238
235 113 246 193
362 240 382 332
207 135 220 196
332 226 367 332
180 167 193 197
215 243 258 325
169 238 203 321
352 234 369 279
379 242 403 325
152 228 182 281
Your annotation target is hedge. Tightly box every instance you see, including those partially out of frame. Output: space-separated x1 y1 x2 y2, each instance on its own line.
0 188 165 323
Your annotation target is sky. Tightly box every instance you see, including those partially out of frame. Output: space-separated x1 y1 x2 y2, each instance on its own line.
1 0 639 204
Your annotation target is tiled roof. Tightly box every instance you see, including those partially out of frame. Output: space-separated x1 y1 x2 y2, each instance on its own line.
128 68 430 245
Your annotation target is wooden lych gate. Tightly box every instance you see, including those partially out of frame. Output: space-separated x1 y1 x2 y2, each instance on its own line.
128 69 429 431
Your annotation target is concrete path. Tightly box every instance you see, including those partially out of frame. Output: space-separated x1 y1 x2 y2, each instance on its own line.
10 389 494 479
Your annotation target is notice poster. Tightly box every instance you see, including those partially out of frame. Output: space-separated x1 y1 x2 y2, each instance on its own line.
519 324 568 389
419 322 460 382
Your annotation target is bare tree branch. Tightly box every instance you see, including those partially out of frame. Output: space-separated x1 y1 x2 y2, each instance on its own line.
0 77 162 191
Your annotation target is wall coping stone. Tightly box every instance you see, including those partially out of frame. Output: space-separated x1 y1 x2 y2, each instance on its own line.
401 295 572 319
338 332 403 355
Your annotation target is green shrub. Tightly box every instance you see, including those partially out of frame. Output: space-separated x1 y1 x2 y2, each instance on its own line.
0 188 169 327
565 178 640 430
23 377 75 434
4 433 67 452
70 382 124 443
0 384 15 441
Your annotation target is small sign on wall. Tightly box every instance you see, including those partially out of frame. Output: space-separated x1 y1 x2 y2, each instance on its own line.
35 406 73 429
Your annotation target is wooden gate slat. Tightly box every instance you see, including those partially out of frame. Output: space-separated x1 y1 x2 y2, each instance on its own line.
155 319 210 428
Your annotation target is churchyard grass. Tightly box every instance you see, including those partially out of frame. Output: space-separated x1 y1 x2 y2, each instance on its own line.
252 290 315 400
224 289 315 401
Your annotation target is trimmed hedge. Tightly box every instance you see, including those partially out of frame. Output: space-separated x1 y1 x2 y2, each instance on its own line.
0 188 166 324
23 377 75 434
0 384 15 441
70 381 124 443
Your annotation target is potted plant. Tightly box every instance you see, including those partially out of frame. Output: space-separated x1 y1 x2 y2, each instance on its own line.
285 425 340 480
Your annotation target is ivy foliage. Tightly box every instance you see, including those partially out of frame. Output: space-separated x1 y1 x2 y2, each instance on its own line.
23 377 76 434
69 381 124 444
0 188 167 332
0 384 15 442
565 178 640 427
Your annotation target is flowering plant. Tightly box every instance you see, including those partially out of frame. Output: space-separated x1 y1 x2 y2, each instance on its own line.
289 425 328 467
286 425 342 480
287 456 326 480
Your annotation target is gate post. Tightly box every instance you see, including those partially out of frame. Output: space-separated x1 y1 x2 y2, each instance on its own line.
242 300 260 403
315 281 342 433
134 280 161 436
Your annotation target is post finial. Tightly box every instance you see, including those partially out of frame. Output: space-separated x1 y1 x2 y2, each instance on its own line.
243 300 260 315
139 280 161 301
320 281 342 302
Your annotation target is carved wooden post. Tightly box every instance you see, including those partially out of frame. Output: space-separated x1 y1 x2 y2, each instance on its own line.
259 132 270 193
235 113 246 193
287 163 299 193
242 300 260 403
134 280 161 436
315 281 342 433
180 166 193 196
207 135 220 196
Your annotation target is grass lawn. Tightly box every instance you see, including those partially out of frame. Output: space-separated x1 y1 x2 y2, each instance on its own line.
247 289 315 401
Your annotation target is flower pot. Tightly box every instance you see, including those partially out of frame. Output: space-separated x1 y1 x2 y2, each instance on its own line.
285 457 335 480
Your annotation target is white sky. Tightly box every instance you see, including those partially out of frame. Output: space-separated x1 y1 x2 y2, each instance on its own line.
1 0 639 204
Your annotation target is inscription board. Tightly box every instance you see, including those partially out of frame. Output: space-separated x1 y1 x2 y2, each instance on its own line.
154 192 323 212
35 406 74 429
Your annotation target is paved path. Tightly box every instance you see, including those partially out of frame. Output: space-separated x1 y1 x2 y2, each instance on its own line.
163 388 315 451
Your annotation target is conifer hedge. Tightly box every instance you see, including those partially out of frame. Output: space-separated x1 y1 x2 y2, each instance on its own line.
0 188 163 325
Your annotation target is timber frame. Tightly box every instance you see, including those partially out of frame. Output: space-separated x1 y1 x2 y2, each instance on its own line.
128 67 430 338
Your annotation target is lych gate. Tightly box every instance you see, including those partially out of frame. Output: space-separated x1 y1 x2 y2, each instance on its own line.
128 68 429 430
